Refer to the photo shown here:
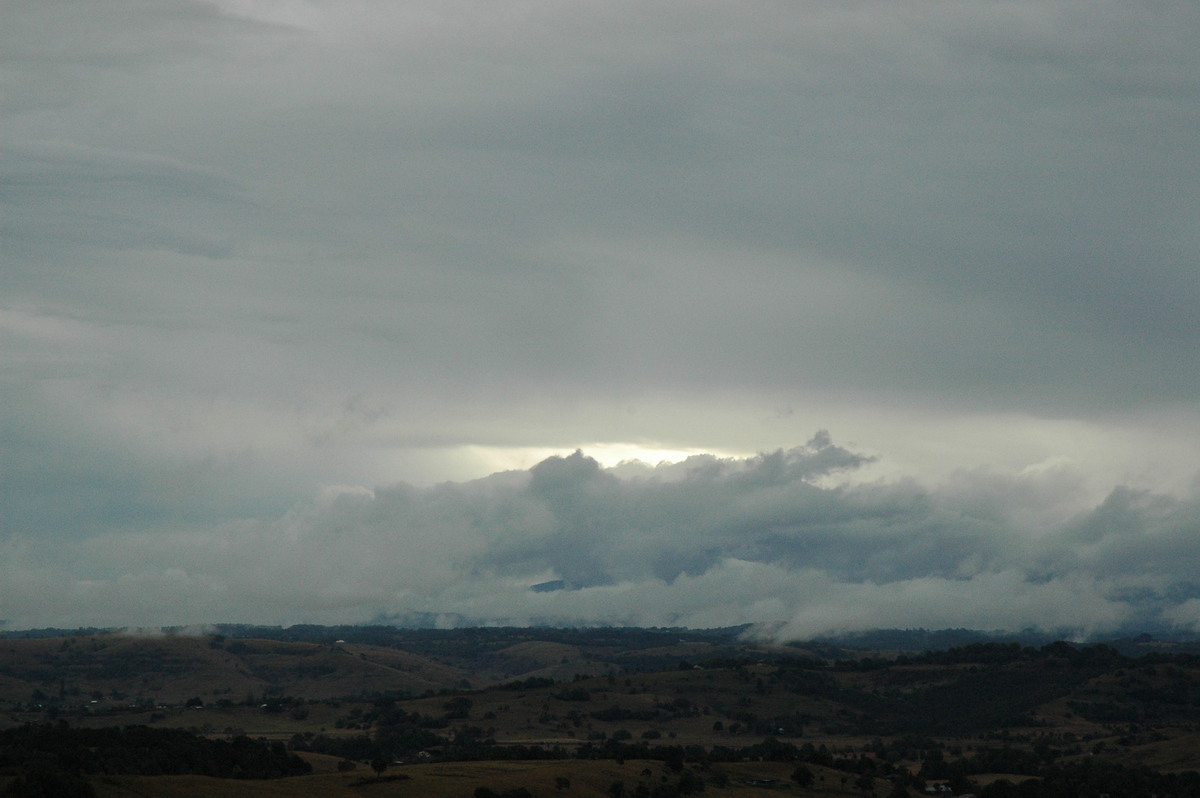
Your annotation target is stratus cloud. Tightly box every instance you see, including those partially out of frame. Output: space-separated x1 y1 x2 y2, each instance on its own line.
4 435 1200 635
4 1 1200 637
6 0 1200 562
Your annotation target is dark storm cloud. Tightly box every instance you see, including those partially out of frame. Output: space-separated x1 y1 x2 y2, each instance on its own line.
491 434 875 586
485 437 1031 593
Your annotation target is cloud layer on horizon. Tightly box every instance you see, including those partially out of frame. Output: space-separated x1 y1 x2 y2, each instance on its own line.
5 436 1200 638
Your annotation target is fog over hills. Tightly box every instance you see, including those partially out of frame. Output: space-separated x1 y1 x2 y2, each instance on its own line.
6 436 1200 636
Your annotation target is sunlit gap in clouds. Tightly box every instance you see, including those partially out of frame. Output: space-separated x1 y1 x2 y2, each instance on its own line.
460 443 756 478
340 444 761 490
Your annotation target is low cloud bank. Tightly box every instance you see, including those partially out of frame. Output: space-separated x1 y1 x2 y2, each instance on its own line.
5 434 1200 638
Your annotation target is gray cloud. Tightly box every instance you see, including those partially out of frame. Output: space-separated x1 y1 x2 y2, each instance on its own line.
2 142 245 261
3 439 1200 638
3 1 1200 631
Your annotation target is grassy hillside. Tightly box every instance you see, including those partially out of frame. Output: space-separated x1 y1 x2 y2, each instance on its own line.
0 633 473 708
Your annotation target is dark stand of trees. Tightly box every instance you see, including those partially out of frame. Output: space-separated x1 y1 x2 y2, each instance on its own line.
0 723 311 783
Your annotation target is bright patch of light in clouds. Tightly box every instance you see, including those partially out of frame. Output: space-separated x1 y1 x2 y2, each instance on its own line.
454 443 749 481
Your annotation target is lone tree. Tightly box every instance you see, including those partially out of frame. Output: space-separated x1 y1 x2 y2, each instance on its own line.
369 758 388 776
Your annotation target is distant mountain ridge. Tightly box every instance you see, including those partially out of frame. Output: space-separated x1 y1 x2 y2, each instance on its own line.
5 624 1200 658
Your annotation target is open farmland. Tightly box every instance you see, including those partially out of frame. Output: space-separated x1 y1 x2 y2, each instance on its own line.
5 627 1200 796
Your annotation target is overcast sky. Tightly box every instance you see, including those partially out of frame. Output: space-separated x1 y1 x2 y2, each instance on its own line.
4 0 1200 636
